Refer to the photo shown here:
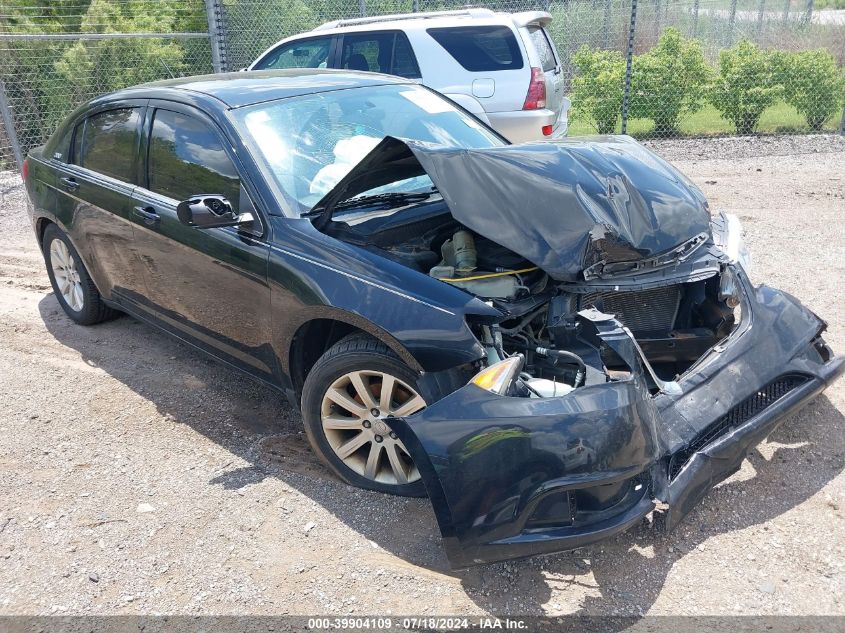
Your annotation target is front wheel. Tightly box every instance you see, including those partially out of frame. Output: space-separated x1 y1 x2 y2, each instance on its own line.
301 335 427 496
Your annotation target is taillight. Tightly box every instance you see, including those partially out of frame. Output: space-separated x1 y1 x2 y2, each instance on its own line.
522 67 547 110
21 158 29 181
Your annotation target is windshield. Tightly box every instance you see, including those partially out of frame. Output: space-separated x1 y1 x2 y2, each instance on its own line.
233 84 504 214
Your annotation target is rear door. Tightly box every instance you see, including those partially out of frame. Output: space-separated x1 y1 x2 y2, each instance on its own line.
129 102 274 381
52 101 151 310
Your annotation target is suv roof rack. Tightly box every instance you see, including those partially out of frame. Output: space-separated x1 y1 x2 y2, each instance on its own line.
313 8 496 31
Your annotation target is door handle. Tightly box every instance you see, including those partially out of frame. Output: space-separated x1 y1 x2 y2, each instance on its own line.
133 205 160 224
60 176 79 192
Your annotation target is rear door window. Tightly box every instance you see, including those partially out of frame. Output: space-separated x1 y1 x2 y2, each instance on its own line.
147 109 241 211
528 26 557 72
78 108 142 183
339 31 421 78
47 124 75 163
254 36 333 70
426 26 523 72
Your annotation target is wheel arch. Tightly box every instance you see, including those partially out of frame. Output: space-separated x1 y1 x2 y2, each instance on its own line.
286 312 423 399
35 216 55 247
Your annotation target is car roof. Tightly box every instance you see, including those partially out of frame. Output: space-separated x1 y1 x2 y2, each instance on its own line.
101 69 411 110
307 9 550 34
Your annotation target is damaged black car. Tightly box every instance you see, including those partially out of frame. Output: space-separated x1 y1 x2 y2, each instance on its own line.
24 70 844 568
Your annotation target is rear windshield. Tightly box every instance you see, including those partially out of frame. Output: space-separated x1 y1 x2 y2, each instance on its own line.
528 26 557 72
426 26 523 72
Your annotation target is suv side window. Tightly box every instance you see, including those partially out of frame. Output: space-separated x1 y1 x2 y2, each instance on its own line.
426 26 524 72
254 36 333 70
339 31 420 79
78 108 142 183
147 109 240 211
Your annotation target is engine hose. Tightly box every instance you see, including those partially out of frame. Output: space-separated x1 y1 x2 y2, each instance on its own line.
514 343 587 387
437 266 539 283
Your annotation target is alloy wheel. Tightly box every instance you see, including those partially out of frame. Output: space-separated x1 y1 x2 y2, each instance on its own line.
320 370 426 485
50 238 84 312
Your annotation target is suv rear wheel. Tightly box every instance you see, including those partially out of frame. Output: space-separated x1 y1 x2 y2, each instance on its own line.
301 335 426 496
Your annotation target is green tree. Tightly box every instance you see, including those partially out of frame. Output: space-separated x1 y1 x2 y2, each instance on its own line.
709 40 782 135
570 46 626 135
630 28 711 137
775 49 844 131
47 0 209 129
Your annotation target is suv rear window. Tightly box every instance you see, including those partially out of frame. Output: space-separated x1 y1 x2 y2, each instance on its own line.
427 26 523 72
528 26 557 72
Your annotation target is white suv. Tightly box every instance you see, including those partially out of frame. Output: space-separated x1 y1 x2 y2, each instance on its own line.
248 9 570 143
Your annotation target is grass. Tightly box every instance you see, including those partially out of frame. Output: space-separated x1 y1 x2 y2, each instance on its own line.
568 100 844 137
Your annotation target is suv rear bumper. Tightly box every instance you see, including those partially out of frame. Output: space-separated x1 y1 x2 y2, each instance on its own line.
487 108 558 143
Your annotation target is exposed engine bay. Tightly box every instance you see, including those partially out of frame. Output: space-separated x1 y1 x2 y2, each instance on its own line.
325 205 742 398
314 135 747 399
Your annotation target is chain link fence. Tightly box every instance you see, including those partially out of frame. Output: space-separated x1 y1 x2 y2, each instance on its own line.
1 0 843 170
0 1 214 169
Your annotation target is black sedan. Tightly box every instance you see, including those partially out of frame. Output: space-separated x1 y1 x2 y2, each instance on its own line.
23 70 843 568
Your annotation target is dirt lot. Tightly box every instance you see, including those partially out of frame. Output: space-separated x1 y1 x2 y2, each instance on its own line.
0 135 844 617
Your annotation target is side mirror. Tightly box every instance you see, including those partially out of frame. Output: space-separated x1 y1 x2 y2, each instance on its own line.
176 194 252 229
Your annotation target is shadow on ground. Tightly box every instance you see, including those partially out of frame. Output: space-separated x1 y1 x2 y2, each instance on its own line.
39 295 845 618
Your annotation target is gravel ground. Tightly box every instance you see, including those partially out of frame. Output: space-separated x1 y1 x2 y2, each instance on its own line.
0 134 843 617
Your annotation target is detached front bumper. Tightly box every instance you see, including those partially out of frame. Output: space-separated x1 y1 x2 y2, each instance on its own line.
391 268 844 568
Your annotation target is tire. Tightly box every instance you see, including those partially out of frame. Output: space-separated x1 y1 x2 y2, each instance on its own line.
301 334 427 497
42 224 117 325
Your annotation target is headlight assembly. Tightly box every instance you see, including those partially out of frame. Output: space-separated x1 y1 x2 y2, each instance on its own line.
469 355 524 395
717 212 752 273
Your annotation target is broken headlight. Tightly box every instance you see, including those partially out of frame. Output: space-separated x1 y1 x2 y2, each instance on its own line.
716 212 752 273
469 356 524 395
719 267 741 308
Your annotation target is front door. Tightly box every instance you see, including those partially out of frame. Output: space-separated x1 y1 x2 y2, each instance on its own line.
129 103 273 381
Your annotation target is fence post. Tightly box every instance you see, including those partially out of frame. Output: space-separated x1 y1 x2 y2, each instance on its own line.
782 0 790 22
603 0 612 48
728 0 738 44
692 0 700 37
621 0 638 134
413 0 419 11
756 0 766 35
0 80 23 169
360 0 367 17
802 0 813 24
204 0 228 73
840 105 845 135
655 0 662 35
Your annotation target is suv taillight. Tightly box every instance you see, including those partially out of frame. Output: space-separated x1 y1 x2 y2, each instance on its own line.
21 158 29 182
522 67 547 110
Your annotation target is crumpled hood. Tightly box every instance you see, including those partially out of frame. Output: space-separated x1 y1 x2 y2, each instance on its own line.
314 135 712 281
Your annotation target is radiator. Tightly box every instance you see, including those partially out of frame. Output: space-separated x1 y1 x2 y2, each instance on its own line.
580 285 682 334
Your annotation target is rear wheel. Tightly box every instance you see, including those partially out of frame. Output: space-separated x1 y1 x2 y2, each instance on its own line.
301 335 427 496
42 224 116 325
